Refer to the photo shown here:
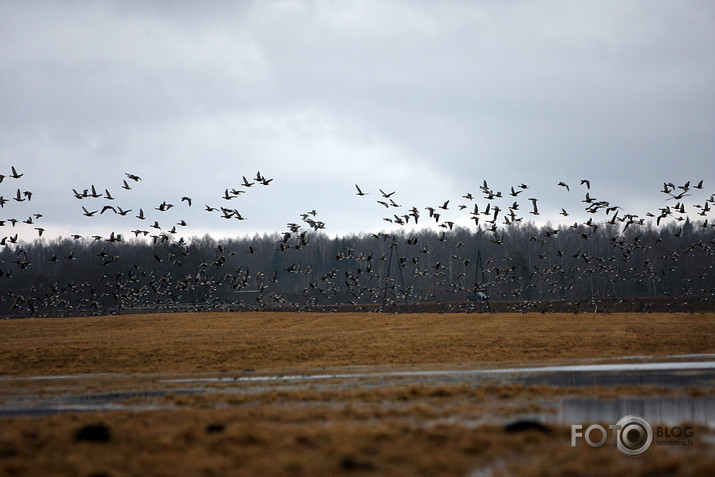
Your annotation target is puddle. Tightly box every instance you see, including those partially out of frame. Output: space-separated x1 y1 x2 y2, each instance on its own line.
494 395 715 432
550 395 715 427
0 389 200 418
158 360 715 388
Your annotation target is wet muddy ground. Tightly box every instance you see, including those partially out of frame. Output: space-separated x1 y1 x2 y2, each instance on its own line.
2 355 713 425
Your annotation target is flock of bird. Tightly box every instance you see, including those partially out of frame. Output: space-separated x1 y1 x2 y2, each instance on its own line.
0 164 713 316
355 177 713 236
67 171 275 241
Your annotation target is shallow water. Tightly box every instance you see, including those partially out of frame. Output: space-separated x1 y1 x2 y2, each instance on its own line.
158 360 715 385
1 356 713 426
550 395 715 427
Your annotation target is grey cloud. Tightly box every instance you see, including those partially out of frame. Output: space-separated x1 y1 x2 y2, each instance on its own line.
0 0 713 238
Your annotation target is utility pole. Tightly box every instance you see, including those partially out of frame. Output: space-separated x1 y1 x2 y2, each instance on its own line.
471 249 491 312
382 240 409 312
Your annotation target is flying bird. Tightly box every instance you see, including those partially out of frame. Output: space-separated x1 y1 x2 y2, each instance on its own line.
82 206 97 217
528 198 539 215
355 184 368 196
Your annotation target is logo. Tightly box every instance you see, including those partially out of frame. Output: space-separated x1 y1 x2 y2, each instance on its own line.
571 415 694 456
612 415 654 456
571 415 653 456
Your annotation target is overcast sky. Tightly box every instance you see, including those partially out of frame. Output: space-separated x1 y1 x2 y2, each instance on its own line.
1 0 713 242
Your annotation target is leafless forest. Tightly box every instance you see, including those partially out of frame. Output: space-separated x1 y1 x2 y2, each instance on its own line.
2 217 712 317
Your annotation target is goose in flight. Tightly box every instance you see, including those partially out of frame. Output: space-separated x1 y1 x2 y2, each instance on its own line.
9 166 23 179
82 206 97 217
355 184 367 196
125 172 141 181
558 181 570 191
256 171 273 185
528 198 539 215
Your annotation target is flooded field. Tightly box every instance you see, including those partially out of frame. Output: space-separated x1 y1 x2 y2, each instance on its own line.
1 312 713 475
2 356 714 423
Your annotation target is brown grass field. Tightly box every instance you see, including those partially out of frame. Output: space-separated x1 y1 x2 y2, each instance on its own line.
0 312 714 476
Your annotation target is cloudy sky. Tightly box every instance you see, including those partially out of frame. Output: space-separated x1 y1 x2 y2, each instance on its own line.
1 0 713 242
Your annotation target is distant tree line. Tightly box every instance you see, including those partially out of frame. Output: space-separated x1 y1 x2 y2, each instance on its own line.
1 217 712 317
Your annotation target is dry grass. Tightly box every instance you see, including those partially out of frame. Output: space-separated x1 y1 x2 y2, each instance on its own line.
0 312 713 376
1 312 713 476
0 406 712 476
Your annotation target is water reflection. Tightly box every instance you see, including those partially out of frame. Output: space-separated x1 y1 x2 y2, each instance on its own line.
519 396 715 428
515 369 715 387
557 396 715 427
